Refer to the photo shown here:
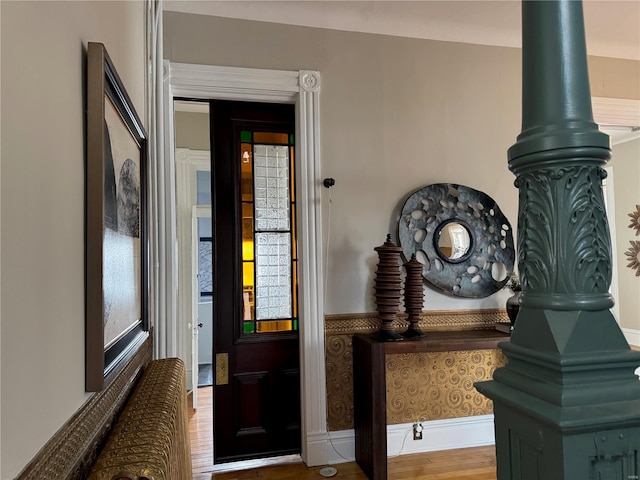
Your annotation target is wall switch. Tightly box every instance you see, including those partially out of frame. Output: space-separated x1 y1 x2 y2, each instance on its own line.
413 423 423 441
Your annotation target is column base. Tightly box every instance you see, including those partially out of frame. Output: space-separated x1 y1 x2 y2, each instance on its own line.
477 379 640 480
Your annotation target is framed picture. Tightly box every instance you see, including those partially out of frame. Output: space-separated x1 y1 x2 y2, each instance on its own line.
198 237 213 297
86 42 148 392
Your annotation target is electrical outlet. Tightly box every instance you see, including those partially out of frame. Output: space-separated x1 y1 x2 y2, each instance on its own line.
413 423 423 441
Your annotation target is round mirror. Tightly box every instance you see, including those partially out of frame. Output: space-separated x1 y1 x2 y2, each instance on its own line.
398 183 515 298
435 221 472 262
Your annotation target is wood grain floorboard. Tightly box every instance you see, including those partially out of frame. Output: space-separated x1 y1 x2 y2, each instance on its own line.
189 386 497 479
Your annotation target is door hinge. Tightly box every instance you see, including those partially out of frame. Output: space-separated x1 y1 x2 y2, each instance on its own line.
216 353 229 386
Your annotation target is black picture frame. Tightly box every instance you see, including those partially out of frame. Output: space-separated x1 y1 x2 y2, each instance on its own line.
86 42 148 392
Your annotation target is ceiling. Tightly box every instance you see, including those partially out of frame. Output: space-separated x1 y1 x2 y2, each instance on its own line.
163 0 640 61
166 1 640 141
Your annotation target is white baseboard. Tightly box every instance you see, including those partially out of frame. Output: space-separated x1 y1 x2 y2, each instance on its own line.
327 415 495 464
623 328 640 348
304 431 330 467
326 429 356 464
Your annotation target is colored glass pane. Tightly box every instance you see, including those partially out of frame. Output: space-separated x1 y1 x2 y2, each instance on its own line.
242 283 254 322
243 322 255 334
241 143 253 202
293 319 298 331
240 130 252 142
242 262 254 290
292 261 298 318
254 132 288 144
289 133 294 145
291 204 297 260
256 320 292 332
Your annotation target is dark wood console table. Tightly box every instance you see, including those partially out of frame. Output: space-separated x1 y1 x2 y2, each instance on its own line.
352 330 510 480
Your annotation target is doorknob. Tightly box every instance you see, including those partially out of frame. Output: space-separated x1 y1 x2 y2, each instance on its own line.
198 322 203 328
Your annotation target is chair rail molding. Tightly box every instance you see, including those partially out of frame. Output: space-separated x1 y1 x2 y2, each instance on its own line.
162 62 327 466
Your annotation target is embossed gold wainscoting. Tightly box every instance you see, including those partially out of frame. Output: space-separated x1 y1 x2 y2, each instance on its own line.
325 310 508 431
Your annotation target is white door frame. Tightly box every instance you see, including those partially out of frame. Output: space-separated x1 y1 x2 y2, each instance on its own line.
162 62 328 466
190 204 200 409
175 148 210 397
190 203 213 409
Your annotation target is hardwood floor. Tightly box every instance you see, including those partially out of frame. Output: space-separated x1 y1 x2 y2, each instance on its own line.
190 387 214 474
189 386 497 480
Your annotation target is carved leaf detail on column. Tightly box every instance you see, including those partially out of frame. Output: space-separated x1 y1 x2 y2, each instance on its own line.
565 166 611 292
517 166 611 294
517 171 555 291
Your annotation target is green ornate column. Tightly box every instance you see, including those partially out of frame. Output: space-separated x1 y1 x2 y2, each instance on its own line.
476 1 640 479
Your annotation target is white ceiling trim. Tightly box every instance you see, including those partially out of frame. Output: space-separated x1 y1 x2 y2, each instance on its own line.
163 0 640 61
593 97 640 145
593 97 640 127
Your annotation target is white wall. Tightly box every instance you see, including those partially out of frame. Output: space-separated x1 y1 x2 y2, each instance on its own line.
175 111 210 151
198 302 213 365
163 12 640 315
0 2 146 478
610 138 640 337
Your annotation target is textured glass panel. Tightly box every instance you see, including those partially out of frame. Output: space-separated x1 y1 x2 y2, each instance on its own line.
252 144 290 232
255 232 291 320
256 219 268 230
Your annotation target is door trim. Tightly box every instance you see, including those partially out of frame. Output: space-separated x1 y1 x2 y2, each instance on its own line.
175 148 210 393
163 63 328 466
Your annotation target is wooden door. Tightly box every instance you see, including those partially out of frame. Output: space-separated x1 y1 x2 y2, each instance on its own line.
210 100 300 463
